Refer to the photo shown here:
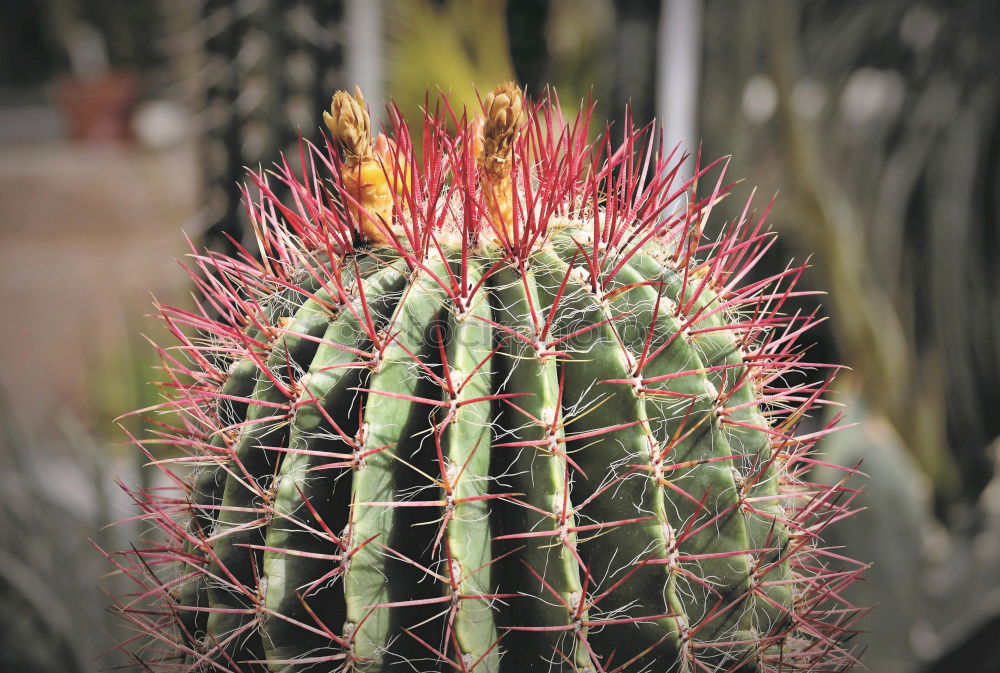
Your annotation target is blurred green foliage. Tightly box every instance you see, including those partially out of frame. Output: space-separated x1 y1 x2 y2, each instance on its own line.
386 0 516 141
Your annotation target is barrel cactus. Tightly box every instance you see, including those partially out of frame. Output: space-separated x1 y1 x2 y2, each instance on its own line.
108 83 866 672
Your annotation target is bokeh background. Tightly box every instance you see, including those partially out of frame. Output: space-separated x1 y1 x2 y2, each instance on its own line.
0 1 998 671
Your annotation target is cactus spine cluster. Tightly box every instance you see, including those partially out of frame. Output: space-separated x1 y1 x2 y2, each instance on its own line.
108 83 866 673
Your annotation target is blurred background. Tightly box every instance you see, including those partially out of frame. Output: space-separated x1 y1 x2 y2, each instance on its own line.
0 1 997 671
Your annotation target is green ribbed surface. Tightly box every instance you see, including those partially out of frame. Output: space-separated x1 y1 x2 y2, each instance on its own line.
185 241 791 672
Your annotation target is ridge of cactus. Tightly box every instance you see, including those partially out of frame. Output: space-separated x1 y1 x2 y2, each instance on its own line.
105 83 868 673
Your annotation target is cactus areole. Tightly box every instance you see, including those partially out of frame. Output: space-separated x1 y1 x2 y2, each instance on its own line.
110 84 866 672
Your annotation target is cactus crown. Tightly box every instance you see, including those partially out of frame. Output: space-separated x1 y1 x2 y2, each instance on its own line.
107 84 866 673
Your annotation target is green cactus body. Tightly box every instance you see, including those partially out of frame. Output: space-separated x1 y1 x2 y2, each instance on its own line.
111 86 864 673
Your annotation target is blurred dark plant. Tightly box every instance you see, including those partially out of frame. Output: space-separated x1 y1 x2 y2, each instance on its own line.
0 310 193 671
816 392 1000 673
184 0 348 254
701 0 1000 512
698 2 1000 667
508 0 615 128
0 394 134 673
